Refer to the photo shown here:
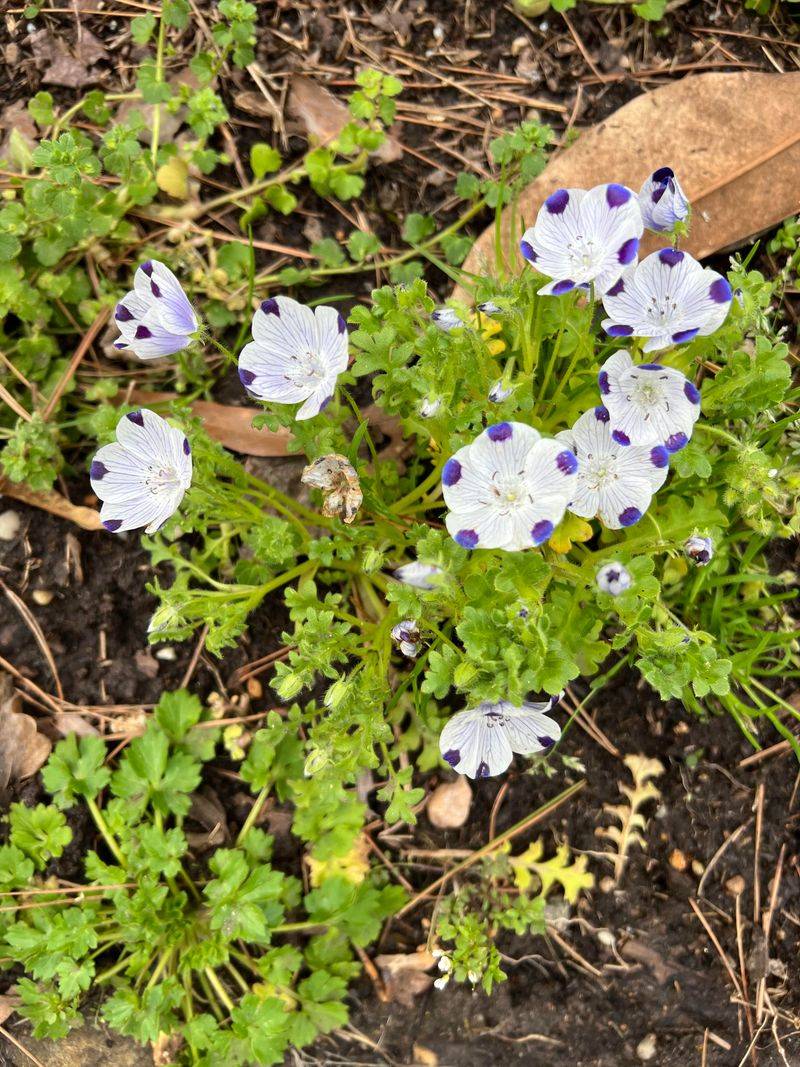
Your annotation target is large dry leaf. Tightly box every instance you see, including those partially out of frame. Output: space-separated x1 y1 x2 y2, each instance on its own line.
457 71 800 295
287 75 402 164
0 675 52 789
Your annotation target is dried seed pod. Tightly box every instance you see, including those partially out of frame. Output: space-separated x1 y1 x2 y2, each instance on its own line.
301 453 362 524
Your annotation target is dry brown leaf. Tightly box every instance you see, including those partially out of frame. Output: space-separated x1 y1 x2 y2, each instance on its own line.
0 476 102 531
0 675 52 790
457 71 800 296
29 28 107 89
427 776 472 829
233 90 278 119
287 75 402 164
0 994 20 1027
53 712 99 739
374 949 436 1006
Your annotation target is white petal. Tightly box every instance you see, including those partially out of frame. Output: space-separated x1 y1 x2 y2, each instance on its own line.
439 707 513 779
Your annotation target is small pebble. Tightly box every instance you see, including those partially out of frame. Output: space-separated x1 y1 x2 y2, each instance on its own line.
0 510 21 541
155 647 177 661
636 1033 657 1061
32 590 54 606
726 874 746 896
669 848 688 872
246 677 263 699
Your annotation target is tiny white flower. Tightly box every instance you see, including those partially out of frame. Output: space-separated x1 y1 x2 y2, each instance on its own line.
638 167 690 233
557 407 669 529
433 976 450 990
394 562 443 589
684 535 714 566
602 249 732 352
437 955 452 974
420 396 442 418
442 422 578 551
467 971 480 985
477 301 502 315
113 260 199 360
238 296 348 420
488 380 513 404
440 695 563 779
598 349 701 452
90 409 192 534
596 562 633 596
391 620 420 658
431 307 463 331
520 184 643 296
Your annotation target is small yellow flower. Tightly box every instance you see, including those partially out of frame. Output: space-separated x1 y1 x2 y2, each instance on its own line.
471 311 506 356
548 513 594 554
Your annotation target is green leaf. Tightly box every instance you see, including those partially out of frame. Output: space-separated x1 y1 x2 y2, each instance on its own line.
264 184 297 215
111 726 201 818
250 143 282 179
402 213 436 244
347 230 381 262
9 803 72 869
42 735 110 809
310 237 346 268
28 92 55 127
204 849 289 943
130 12 156 44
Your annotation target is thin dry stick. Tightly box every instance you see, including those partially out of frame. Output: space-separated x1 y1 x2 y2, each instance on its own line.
0 1026 47 1067
734 893 755 1052
180 623 209 689
396 780 585 919
0 581 64 700
689 897 743 1000
0 380 32 422
41 306 110 421
757 843 786 1024
753 783 765 924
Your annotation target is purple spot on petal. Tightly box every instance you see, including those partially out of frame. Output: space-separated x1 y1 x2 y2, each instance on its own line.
455 529 479 549
658 248 684 268
337 313 347 334
261 298 280 316
531 519 554 545
126 410 145 427
556 450 578 475
134 325 152 339
140 260 153 277
520 239 537 262
183 437 191 455
545 189 569 214
476 761 490 778
617 237 638 265
606 278 625 297
115 303 134 322
150 279 161 298
103 519 122 532
537 735 555 748
606 183 632 208
487 422 512 442
684 381 701 404
607 324 634 337
672 328 699 344
239 367 256 387
90 460 108 480
652 166 674 183
665 432 688 453
552 279 575 295
619 507 642 527
594 405 610 422
709 278 732 304
442 458 462 486
612 429 630 446
598 370 610 396
318 393 333 412
639 363 664 370
652 185 667 204
113 341 128 350
650 445 669 468
443 749 460 767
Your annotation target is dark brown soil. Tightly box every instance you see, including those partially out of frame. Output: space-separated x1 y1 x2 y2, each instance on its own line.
1 2 800 1066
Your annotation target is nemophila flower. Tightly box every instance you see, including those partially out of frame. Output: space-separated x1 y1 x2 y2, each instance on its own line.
90 409 192 534
113 260 198 360
597 350 701 452
238 296 348 421
391 620 420 658
394 562 443 589
420 396 442 418
431 307 463 331
439 695 563 779
596 561 633 596
477 301 502 315
684 535 714 566
601 248 733 352
442 422 578 551
638 167 690 233
488 380 512 403
519 183 643 296
557 407 669 529
300 454 362 524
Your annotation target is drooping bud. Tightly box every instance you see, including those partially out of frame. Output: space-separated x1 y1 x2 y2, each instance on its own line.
596 561 633 596
684 535 714 566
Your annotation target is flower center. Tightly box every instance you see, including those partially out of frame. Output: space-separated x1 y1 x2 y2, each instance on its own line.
487 474 530 513
584 453 618 490
288 350 325 388
566 235 603 277
645 294 679 326
626 374 667 415
146 465 181 495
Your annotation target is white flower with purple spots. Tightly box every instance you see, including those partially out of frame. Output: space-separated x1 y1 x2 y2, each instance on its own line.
597 349 702 453
684 535 714 566
519 183 644 297
601 248 733 352
113 260 199 360
596 561 633 596
394 562 443 589
557 407 669 529
391 620 420 658
442 422 578 551
90 409 192 534
431 307 464 331
238 296 349 421
638 167 690 233
488 380 512 403
439 695 563 779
